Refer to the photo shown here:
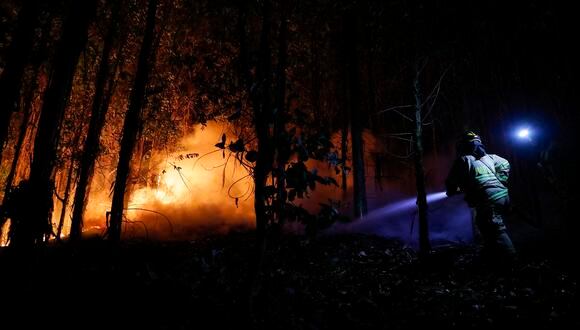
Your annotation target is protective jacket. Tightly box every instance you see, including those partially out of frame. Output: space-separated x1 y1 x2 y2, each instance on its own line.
446 154 510 207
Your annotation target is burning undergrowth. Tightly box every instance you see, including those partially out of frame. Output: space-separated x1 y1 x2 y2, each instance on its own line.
83 123 255 240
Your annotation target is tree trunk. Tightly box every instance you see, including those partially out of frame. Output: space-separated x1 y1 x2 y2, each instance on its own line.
0 65 39 238
413 63 431 255
56 156 76 240
70 5 120 240
340 56 349 194
344 14 367 218
10 0 96 247
237 0 276 321
108 0 158 242
311 32 321 124
0 0 39 163
247 0 273 244
274 5 288 223
364 20 376 132
341 119 348 193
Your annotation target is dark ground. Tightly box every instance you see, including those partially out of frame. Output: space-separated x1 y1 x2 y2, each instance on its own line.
0 230 578 330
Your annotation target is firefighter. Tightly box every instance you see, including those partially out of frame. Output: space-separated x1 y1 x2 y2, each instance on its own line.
446 131 517 261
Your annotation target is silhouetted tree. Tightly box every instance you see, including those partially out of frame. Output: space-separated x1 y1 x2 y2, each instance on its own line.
344 13 367 218
0 0 39 164
0 64 41 239
244 4 275 312
55 140 78 240
70 0 121 240
413 61 431 254
274 2 289 224
109 0 158 242
10 0 97 247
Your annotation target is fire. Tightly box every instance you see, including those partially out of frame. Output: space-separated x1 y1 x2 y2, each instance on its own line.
83 122 255 239
0 220 9 247
2 125 381 244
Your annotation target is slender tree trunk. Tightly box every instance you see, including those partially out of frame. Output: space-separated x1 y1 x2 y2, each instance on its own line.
57 88 88 240
4 64 41 195
374 153 383 192
340 57 349 193
364 22 376 131
311 32 321 123
413 63 431 255
344 14 367 218
251 0 273 268
236 0 252 319
10 0 96 247
274 5 288 223
0 66 39 238
0 0 39 163
56 156 76 240
70 1 120 240
108 0 158 242
341 119 348 193
237 0 276 321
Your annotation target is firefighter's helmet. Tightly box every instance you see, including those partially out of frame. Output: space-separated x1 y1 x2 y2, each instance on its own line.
456 131 485 156
460 131 482 144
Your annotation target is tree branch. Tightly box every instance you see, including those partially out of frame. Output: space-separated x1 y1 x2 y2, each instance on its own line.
376 104 414 115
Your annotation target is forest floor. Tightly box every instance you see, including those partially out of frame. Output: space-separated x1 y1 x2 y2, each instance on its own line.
0 230 578 330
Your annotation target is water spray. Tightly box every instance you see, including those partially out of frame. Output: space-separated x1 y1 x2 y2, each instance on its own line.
363 191 448 221
333 190 472 247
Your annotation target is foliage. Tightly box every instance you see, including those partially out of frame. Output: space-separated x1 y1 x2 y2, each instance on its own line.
214 107 348 234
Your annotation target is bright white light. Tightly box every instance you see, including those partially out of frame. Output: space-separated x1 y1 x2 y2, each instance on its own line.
517 128 530 139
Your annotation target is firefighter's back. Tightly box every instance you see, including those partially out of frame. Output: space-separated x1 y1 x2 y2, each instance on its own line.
463 154 509 207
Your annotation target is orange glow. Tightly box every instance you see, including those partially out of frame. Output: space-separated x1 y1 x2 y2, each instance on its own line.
0 219 9 246
83 123 255 239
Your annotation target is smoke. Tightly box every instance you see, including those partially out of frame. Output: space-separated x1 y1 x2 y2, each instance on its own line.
83 123 255 239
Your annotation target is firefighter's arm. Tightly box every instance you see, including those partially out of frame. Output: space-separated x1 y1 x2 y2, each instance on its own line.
493 155 510 185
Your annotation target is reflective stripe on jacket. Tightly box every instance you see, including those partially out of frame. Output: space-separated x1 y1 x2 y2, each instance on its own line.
446 154 510 207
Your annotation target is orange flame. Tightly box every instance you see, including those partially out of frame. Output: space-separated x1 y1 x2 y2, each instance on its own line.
0 220 9 246
82 123 255 239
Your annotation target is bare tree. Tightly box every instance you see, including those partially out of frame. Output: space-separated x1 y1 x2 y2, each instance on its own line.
376 55 449 255
413 61 431 255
